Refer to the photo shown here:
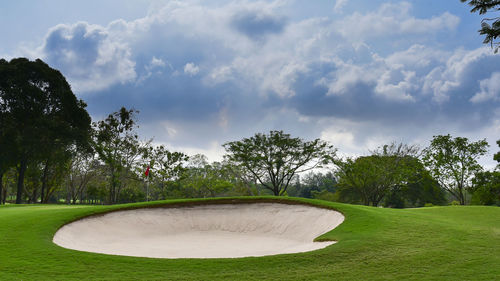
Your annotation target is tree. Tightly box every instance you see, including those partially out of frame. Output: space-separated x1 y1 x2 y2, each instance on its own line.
383 164 446 208
422 135 489 205
0 135 16 204
461 0 500 52
67 148 99 204
287 171 337 198
494 139 500 165
223 130 335 196
222 160 261 196
179 156 235 198
471 139 500 205
334 143 421 206
334 156 388 206
0 58 91 204
143 145 189 200
472 171 500 205
93 107 146 204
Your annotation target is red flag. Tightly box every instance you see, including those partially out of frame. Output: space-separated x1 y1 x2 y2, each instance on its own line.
144 165 150 177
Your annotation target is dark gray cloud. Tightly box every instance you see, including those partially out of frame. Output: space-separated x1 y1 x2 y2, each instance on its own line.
45 23 103 68
231 10 286 40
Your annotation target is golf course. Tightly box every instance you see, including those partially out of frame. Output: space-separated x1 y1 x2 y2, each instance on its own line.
1 197 499 280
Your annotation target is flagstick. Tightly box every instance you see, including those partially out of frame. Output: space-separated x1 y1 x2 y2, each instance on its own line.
145 165 150 202
146 175 149 202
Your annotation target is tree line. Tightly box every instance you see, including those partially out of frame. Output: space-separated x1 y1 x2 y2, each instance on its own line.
1 58 499 207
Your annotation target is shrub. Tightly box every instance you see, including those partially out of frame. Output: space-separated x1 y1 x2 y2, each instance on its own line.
424 203 434 207
450 200 460 206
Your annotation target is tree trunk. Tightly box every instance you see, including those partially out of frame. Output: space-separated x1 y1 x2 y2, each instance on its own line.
460 191 466 205
16 158 27 204
273 185 279 196
40 159 50 203
66 177 71 205
109 167 116 204
31 184 38 204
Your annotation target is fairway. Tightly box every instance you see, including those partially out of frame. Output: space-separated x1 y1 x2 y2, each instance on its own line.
1 197 499 280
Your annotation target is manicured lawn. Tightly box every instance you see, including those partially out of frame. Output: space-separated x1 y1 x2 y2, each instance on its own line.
0 197 499 280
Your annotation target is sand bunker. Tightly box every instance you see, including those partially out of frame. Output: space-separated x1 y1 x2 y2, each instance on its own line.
53 203 344 258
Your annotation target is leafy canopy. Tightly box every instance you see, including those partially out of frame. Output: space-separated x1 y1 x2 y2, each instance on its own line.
223 130 335 196
422 134 489 205
334 143 421 206
0 58 91 203
461 0 500 52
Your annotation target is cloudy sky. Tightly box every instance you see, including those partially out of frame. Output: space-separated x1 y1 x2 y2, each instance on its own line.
1 0 499 167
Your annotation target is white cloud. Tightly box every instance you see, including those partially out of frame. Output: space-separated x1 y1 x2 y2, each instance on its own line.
422 47 495 103
385 44 448 69
321 129 355 149
166 140 226 163
471 72 500 103
150 56 166 68
184 62 200 76
322 62 377 96
39 22 136 93
334 0 348 13
375 68 417 102
335 2 459 41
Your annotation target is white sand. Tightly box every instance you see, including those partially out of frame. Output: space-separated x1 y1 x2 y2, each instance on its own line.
53 203 344 258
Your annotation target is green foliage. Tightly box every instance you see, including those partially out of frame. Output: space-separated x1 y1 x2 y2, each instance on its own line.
179 156 235 198
311 189 337 201
472 171 500 205
93 107 146 204
461 0 500 52
494 139 500 166
451 200 461 205
223 130 335 196
423 135 489 205
289 171 337 198
0 58 91 204
403 171 447 207
118 185 146 203
334 143 423 207
142 145 189 199
424 203 434 207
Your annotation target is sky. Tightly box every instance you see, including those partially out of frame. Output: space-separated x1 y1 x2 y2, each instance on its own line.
1 0 499 168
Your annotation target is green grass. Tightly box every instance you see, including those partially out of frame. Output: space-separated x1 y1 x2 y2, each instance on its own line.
0 197 499 280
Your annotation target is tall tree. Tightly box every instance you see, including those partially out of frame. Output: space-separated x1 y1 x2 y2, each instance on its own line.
93 107 145 204
0 58 91 204
461 0 500 52
223 130 335 196
422 135 489 205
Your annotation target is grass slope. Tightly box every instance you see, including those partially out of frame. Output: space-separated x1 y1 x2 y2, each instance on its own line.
0 197 499 280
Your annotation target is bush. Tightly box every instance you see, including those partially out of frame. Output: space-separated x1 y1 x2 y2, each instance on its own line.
424 203 434 207
450 200 460 206
311 190 336 202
